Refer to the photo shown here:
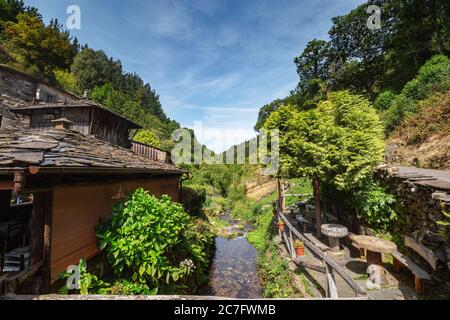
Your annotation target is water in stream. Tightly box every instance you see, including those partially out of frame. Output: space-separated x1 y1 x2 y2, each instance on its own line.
199 215 263 298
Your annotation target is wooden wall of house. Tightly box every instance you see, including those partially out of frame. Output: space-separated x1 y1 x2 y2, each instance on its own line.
49 175 180 281
29 108 91 134
90 109 131 148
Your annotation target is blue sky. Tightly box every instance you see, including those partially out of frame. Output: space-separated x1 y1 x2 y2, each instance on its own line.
26 0 364 152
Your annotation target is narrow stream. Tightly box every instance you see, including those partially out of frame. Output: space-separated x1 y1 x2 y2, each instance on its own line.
199 215 263 298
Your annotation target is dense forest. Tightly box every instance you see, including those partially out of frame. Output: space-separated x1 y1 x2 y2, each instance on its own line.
0 0 182 150
256 0 450 134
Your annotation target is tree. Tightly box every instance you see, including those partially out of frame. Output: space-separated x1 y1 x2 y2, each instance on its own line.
254 92 300 131
327 3 389 99
71 48 119 91
264 91 384 236
134 130 161 148
3 13 73 80
0 0 40 38
294 39 330 107
54 69 78 93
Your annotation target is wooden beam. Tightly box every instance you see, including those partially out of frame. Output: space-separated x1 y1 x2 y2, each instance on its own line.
39 191 53 294
0 294 370 301
2 261 43 294
0 181 13 191
325 264 338 299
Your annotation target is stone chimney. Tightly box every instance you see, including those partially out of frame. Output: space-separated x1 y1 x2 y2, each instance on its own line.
51 118 73 130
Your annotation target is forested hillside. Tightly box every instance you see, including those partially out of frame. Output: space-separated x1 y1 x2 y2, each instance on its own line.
255 0 450 168
0 0 179 150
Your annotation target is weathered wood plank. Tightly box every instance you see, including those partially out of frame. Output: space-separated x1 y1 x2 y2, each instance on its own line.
294 258 326 273
404 236 437 270
391 251 431 280
304 233 330 252
325 264 338 299
0 294 370 300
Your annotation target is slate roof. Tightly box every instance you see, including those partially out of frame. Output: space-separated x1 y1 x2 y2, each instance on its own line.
0 128 184 175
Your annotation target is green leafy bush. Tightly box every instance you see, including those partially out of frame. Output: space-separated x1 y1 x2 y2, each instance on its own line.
97 189 192 287
352 181 397 232
59 259 157 295
133 130 161 148
374 90 396 111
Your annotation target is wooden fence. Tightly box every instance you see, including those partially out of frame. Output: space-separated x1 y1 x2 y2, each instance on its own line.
277 211 368 298
276 183 368 299
131 141 172 163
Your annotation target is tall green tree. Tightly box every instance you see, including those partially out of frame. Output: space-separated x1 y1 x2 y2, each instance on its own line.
327 3 389 99
294 39 330 107
0 0 40 38
3 13 73 80
264 91 384 236
71 48 121 91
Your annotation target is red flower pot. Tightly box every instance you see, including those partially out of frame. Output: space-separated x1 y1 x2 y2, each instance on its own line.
295 246 305 257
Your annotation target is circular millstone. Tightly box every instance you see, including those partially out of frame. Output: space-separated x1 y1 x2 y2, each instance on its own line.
321 224 348 238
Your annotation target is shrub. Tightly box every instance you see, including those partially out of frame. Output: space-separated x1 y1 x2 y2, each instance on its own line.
374 90 396 111
59 259 157 295
382 55 450 133
390 91 450 145
133 130 161 148
97 189 192 287
181 185 207 216
352 181 397 233
401 55 450 101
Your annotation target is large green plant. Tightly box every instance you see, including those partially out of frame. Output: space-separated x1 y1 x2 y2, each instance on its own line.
352 181 397 233
97 189 191 287
264 91 384 235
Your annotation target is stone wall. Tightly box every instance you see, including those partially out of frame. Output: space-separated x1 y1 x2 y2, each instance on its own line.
0 64 78 129
0 64 77 102
375 167 450 292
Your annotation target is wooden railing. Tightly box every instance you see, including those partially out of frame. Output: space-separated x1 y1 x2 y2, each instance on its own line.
131 141 172 163
276 183 368 299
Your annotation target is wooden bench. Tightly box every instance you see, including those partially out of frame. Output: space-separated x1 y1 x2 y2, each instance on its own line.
391 250 431 294
304 233 330 252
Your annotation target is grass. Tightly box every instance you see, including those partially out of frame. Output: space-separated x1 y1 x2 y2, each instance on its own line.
285 178 313 207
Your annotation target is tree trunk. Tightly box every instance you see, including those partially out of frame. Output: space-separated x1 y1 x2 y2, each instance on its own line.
312 176 322 237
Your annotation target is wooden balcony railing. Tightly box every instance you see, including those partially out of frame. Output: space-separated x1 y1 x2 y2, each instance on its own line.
131 141 172 164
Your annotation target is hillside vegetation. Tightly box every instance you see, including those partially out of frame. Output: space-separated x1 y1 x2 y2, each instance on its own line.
254 0 450 170
0 0 179 150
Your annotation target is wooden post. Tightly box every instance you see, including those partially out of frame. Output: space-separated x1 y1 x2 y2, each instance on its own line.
29 192 50 266
289 229 296 260
33 192 53 294
414 276 425 295
312 176 322 237
325 263 338 299
277 179 284 213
